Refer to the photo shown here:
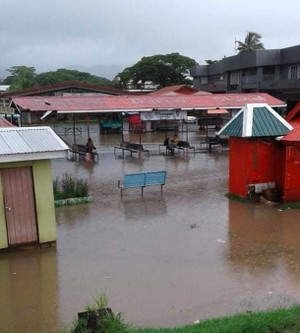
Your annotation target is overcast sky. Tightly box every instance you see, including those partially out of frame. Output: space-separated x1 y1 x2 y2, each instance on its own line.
1 0 300 79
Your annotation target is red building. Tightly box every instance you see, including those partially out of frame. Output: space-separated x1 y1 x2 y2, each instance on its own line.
219 103 293 201
279 102 300 201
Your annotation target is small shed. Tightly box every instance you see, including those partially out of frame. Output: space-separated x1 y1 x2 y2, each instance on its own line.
218 103 292 199
0 126 69 249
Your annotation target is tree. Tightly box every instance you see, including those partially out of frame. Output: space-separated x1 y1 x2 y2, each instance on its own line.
35 69 112 87
3 66 37 91
115 53 197 89
236 31 265 54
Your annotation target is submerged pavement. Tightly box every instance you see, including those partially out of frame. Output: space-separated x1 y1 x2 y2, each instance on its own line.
1 129 300 332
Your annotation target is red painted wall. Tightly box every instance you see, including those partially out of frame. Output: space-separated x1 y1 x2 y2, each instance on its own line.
229 137 285 197
283 146 300 202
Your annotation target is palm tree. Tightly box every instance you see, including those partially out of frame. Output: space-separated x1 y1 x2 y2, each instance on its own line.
236 31 265 54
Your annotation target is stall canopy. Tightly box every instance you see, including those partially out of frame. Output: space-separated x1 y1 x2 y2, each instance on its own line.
207 109 228 114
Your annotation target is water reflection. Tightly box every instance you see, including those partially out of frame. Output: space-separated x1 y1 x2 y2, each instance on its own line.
0 248 58 333
5 128 300 331
122 197 167 222
227 200 300 275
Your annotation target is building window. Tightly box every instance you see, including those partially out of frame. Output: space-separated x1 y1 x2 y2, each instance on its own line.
289 65 299 79
263 66 275 75
242 68 257 76
229 71 240 84
200 76 209 84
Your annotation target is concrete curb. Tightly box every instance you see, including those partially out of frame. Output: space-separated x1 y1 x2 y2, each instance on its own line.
54 196 92 206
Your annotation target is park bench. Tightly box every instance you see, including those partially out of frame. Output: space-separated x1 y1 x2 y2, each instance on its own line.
114 141 150 157
68 143 98 161
118 171 167 197
159 139 195 155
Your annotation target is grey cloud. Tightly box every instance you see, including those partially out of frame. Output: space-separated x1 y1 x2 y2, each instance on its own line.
1 0 300 79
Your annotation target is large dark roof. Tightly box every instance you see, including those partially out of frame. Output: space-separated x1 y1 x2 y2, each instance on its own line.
0 81 131 98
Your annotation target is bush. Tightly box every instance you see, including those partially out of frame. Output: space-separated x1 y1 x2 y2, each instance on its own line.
53 173 89 200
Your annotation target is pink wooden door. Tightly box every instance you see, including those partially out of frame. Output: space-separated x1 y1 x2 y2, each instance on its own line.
1 167 38 246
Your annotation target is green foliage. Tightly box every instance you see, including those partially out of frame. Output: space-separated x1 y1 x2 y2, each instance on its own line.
84 293 108 312
71 313 131 333
68 305 300 332
277 201 300 210
2 66 116 91
35 69 112 86
205 59 220 64
53 173 89 200
236 31 265 54
225 192 258 203
3 66 37 91
115 53 197 89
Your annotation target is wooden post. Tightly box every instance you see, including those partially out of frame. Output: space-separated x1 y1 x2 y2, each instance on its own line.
73 113 76 145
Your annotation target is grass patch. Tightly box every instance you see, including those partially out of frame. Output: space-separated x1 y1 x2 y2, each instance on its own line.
53 173 89 200
277 202 300 210
225 192 258 203
68 305 300 333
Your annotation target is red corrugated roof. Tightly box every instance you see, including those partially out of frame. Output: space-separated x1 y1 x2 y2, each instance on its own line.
11 93 285 113
150 85 200 95
285 101 300 122
0 117 15 127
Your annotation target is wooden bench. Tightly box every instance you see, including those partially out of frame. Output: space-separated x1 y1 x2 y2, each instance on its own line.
205 136 229 152
118 171 166 197
68 144 98 161
114 141 150 157
159 140 195 155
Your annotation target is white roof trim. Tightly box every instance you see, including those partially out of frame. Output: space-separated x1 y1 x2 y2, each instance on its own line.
0 151 68 163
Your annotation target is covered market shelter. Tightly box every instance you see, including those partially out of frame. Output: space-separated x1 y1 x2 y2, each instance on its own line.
10 93 286 130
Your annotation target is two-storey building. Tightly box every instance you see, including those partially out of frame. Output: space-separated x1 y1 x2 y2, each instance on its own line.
191 45 300 109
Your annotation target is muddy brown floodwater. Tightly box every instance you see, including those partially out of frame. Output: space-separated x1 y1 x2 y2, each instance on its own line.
1 128 300 333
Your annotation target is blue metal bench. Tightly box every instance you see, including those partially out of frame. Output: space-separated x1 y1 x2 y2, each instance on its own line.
118 171 167 197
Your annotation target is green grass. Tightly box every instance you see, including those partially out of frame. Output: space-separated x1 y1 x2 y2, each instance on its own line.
68 305 300 333
277 202 300 210
225 192 258 203
53 173 89 200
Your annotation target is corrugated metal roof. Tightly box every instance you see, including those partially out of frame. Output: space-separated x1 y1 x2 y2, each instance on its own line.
252 107 290 136
0 126 69 156
11 93 286 113
150 85 200 95
221 112 243 136
285 101 300 122
0 117 14 127
218 104 293 137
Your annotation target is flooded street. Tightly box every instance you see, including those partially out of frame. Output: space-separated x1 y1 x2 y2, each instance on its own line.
1 128 300 332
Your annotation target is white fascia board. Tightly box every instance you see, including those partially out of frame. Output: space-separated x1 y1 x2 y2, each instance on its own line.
0 151 68 163
242 104 253 137
41 110 53 119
